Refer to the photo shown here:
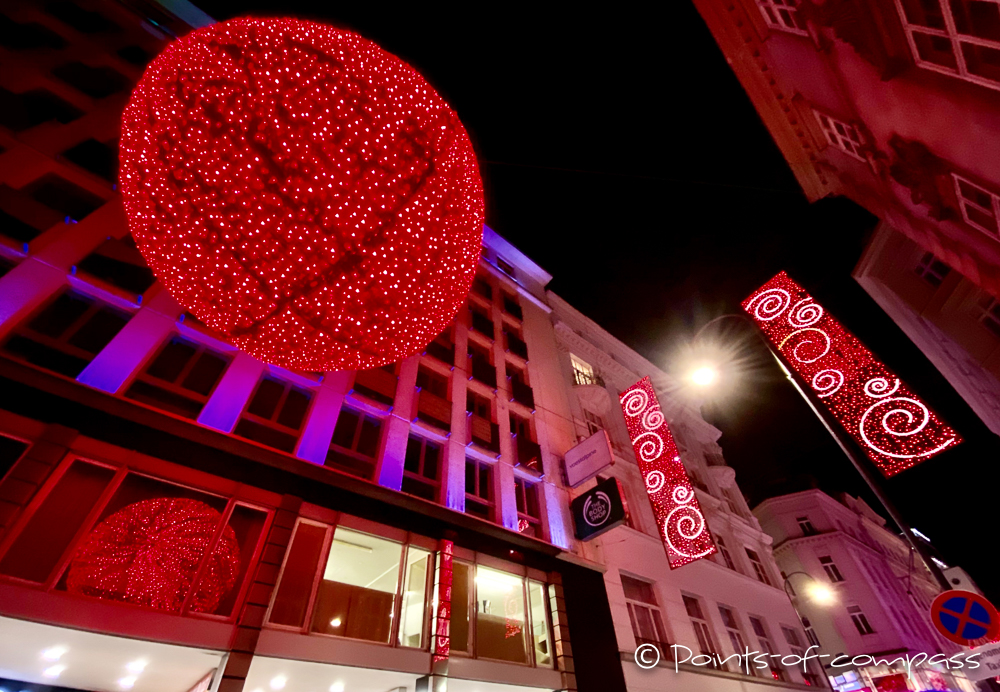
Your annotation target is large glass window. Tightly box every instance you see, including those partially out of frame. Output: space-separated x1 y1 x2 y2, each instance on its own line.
125 336 231 419
528 580 552 666
234 375 314 453
327 407 382 479
476 566 527 664
399 546 431 648
402 436 441 501
621 574 668 650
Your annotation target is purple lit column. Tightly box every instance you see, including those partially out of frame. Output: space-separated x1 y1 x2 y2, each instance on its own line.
375 356 419 491
197 353 265 433
294 370 352 465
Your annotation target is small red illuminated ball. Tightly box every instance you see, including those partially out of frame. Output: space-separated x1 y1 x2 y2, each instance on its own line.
66 498 240 613
120 17 484 371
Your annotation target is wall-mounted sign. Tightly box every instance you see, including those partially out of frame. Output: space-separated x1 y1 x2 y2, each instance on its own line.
743 271 961 477
620 377 716 569
571 476 627 541
564 430 614 488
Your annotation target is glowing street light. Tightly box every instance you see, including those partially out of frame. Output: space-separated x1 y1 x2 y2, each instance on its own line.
805 581 837 606
689 366 719 387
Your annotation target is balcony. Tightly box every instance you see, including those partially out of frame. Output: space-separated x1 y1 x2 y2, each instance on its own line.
471 310 494 339
415 389 451 433
425 337 455 366
509 378 534 410
572 367 611 415
572 369 604 387
513 435 543 477
467 413 501 454
470 356 497 389
352 367 397 406
505 331 528 360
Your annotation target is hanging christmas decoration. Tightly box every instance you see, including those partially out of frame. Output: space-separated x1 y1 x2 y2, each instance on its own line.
66 498 240 613
620 377 716 569
120 17 484 372
743 272 961 476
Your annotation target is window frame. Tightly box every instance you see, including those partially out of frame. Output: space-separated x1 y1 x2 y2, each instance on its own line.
465 456 496 521
718 604 753 674
682 594 721 661
514 477 542 537
748 615 786 681
819 555 846 582
326 405 385 479
402 434 442 502
976 293 1000 337
813 110 867 161
952 172 1000 240
848 605 876 635
620 573 670 651
234 373 316 452
914 251 952 286
745 548 773 586
754 0 809 35
716 536 738 572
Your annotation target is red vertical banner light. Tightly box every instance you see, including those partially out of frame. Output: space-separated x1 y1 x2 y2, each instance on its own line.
743 271 961 477
432 539 453 665
620 377 716 569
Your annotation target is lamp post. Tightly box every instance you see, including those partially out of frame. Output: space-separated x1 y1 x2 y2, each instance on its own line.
684 314 951 592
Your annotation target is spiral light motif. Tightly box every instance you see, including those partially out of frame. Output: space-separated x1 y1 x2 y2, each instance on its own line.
621 388 648 417
859 397 955 459
664 506 713 559
634 431 665 463
642 408 664 431
672 485 693 505
787 299 824 328
864 377 900 399
812 369 844 399
747 288 791 321
645 470 666 494
778 327 831 364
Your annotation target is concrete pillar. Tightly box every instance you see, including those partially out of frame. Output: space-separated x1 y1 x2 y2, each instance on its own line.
376 356 419 491
442 350 468 512
76 287 181 393
549 576 577 692
0 424 77 543
294 370 352 465
197 353 265 434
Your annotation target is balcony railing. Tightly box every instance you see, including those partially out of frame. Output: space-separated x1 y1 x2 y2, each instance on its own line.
415 389 451 432
572 368 605 388
467 413 500 454
505 332 528 359
352 367 397 406
470 356 497 389
471 310 494 339
425 338 455 366
513 435 543 477
509 378 534 410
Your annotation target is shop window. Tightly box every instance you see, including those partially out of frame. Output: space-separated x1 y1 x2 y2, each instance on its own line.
514 477 541 537
327 407 381 479
309 527 403 643
953 174 1000 240
718 605 752 673
716 536 737 572
62 138 118 182
465 457 494 520
117 44 151 65
0 435 30 482
754 0 807 34
0 461 267 617
682 595 720 660
914 252 951 287
0 87 83 132
234 376 314 453
25 173 104 222
797 516 817 536
399 546 432 648
46 1 120 33
749 616 786 681
402 436 440 502
529 580 552 666
502 292 522 320
2 291 130 378
125 336 231 419
75 236 155 295
51 61 128 99
621 574 668 650
819 556 845 582
847 605 875 634
0 14 67 50
745 548 772 586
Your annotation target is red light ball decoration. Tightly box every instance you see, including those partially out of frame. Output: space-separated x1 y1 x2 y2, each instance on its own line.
66 498 240 613
120 18 485 371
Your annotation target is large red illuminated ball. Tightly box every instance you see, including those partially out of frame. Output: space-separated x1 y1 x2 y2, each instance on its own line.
120 18 484 371
67 498 240 613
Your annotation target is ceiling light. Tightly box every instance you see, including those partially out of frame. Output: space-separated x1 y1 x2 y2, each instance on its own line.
41 646 67 661
330 617 342 627
270 676 287 690
330 682 345 692
43 665 66 679
126 660 148 674
119 676 137 690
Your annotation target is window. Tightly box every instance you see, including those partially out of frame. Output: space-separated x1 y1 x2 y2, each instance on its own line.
508 366 534 409
621 575 668 649
528 580 553 666
425 329 455 365
915 252 952 286
25 173 104 222
819 556 845 582
814 111 866 161
472 277 492 300
465 457 495 520
802 616 821 647
717 536 737 572
470 304 494 339
976 294 1000 336
504 326 528 359
76 236 156 295
327 407 382 479
745 548 772 586
352 364 398 406
496 256 516 279
125 336 231 419
570 353 602 387
234 376 314 453
0 87 83 132
724 488 745 517
3 291 130 378
848 605 875 635
0 435 30 484
782 626 823 686
502 292 522 320
954 173 1000 240
749 616 786 681
62 138 118 182
47 1 121 33
469 344 496 388
682 595 719 660
51 61 129 99
755 0 807 34
399 546 432 648
897 0 1000 90
466 391 499 453
416 367 451 432
0 459 268 618
511 414 541 473
718 606 751 673
118 45 152 66
582 409 604 436
515 477 541 537
798 516 817 536
0 14 67 50
402 436 441 501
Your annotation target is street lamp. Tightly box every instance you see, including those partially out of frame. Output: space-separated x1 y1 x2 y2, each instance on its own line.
689 365 719 387
783 571 837 607
681 313 951 591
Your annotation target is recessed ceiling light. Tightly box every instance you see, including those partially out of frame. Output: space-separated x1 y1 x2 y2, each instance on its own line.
330 682 345 692
330 617 342 627
42 665 66 679
118 676 137 689
270 676 287 690
126 660 148 674
41 646 67 661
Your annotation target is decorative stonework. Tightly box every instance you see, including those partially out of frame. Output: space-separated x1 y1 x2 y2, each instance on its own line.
887 135 957 222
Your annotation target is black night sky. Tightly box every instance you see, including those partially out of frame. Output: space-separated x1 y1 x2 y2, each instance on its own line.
193 2 1000 598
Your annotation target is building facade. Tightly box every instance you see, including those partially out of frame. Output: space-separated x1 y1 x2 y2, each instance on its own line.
754 490 975 692
0 2 819 692
692 0 1000 437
